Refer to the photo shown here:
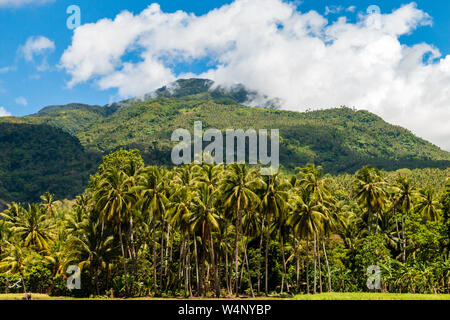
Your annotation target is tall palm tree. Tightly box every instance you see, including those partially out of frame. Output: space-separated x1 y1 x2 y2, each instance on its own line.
167 180 194 296
191 183 221 297
288 188 328 294
392 176 416 262
65 219 115 295
221 164 261 296
261 173 290 294
355 167 386 236
135 166 168 296
92 167 135 294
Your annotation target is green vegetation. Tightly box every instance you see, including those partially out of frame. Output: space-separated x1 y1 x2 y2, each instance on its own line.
0 123 100 204
1 149 448 299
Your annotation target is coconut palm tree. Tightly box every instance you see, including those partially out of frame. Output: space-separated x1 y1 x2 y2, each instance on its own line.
135 166 168 296
14 204 54 252
191 183 221 297
92 166 135 294
221 164 261 296
392 176 416 262
0 240 36 293
416 187 441 221
355 167 386 236
65 218 115 295
288 188 328 294
261 173 290 294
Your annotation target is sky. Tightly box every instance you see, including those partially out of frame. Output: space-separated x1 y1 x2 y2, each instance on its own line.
0 0 449 151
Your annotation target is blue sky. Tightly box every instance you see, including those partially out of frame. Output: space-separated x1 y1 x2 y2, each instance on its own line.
0 0 448 116
0 0 449 150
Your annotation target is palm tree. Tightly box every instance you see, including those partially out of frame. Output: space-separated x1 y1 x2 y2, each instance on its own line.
191 183 221 297
92 166 135 294
135 166 168 296
65 219 115 295
288 188 328 294
221 164 261 296
261 173 290 294
392 176 416 262
416 187 441 221
167 180 194 296
14 204 54 252
40 192 59 219
355 167 386 236
0 240 36 293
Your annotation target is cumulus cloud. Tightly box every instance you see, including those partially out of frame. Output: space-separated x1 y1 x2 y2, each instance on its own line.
0 106 11 117
20 36 55 70
15 96 28 106
0 0 53 7
60 0 450 151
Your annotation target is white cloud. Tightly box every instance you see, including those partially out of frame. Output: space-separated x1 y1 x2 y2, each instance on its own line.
60 0 450 151
20 36 55 70
325 5 344 15
0 0 53 7
0 66 14 73
0 106 11 117
15 96 28 106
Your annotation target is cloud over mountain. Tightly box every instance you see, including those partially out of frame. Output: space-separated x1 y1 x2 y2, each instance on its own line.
0 0 53 7
60 0 450 151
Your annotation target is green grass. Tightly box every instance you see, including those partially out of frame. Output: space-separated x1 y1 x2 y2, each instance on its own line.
292 292 450 300
0 293 75 300
1 292 450 300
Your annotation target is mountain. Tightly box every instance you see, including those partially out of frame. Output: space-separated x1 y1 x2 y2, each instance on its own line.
0 122 100 203
0 78 449 202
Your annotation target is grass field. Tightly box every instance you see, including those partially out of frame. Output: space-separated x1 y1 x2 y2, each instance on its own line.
1 293 449 300
292 292 450 300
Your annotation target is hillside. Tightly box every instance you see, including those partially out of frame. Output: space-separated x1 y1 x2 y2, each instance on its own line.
0 123 100 203
0 78 449 202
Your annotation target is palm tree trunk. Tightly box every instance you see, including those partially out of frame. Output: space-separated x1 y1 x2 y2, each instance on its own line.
402 212 408 262
280 233 288 293
20 270 27 294
306 237 310 294
118 223 129 295
295 238 300 293
225 241 231 296
243 236 254 297
209 230 221 298
265 215 271 296
152 219 158 296
159 220 165 291
394 208 401 251
186 232 193 297
317 235 323 293
322 238 332 292
193 235 201 296
234 209 241 297
313 232 317 294
257 215 265 296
